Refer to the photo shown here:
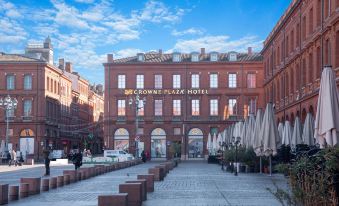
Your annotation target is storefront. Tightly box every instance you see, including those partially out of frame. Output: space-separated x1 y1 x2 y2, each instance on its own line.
151 128 166 158
19 129 35 159
188 128 203 159
114 128 129 152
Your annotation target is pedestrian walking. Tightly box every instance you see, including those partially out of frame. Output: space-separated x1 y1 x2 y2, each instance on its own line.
141 150 146 163
72 150 82 170
43 147 51 176
9 149 17 166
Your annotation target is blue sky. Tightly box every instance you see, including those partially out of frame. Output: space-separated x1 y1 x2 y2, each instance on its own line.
0 0 291 84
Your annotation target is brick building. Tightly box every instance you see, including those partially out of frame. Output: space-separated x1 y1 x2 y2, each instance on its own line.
0 37 104 160
104 48 264 159
262 0 339 124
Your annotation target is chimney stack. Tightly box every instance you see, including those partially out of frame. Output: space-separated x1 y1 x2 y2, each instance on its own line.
107 54 113 63
58 58 65 70
200 48 205 55
248 47 253 55
65 62 72 73
159 49 163 56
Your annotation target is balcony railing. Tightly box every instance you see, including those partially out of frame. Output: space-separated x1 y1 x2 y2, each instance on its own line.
22 116 33 121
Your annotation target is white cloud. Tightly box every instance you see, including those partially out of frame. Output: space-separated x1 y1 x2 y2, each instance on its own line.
0 0 22 18
115 48 143 58
74 0 94 3
171 28 204 36
169 35 263 53
0 18 27 44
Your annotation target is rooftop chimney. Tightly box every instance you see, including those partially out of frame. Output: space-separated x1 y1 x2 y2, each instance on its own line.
58 58 65 70
65 62 72 73
248 47 253 55
159 49 163 56
107 54 113 63
200 48 205 55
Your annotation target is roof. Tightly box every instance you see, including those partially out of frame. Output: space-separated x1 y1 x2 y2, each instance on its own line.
112 51 263 63
0 52 43 62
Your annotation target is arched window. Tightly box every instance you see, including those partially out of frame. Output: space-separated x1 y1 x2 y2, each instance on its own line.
188 128 203 159
151 128 166 158
114 128 129 151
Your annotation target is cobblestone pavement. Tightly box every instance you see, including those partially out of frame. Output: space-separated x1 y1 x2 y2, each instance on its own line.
4 161 289 206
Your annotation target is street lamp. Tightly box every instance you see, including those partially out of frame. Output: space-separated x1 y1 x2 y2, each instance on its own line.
232 136 241 176
128 93 146 159
0 95 18 154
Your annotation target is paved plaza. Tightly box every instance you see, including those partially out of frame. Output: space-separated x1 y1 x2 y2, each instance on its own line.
0 161 289 206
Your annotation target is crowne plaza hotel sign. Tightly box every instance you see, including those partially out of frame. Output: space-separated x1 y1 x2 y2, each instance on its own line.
124 89 209 95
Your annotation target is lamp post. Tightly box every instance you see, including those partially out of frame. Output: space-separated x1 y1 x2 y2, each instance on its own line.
0 95 18 154
232 136 241 176
129 93 146 159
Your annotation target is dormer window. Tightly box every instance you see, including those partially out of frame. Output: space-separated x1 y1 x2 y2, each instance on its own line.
210 52 218 62
191 53 199 62
137 53 144 62
173 53 181 62
229 52 237 61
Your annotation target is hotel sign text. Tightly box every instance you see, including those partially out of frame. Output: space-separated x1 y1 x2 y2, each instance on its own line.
124 89 209 95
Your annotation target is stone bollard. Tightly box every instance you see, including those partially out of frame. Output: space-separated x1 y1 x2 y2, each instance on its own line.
63 170 77 183
9 185 19 201
119 183 142 206
41 179 49 191
160 164 169 174
57 176 64 187
64 174 70 185
0 184 9 204
137 174 155 192
126 180 147 201
50 177 57 189
20 177 41 195
155 165 166 178
98 194 128 206
148 168 162 181
19 183 29 198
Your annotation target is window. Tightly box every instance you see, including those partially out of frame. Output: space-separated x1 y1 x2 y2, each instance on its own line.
210 53 218 61
136 75 144 89
6 75 15 90
210 73 218 88
247 73 256 88
309 8 313 34
229 53 237 61
174 128 181 135
191 54 199 62
23 75 32 90
118 75 126 89
210 99 218 116
154 74 162 89
191 99 200 116
191 74 199 88
228 99 237 115
117 100 126 116
173 53 181 62
228 73 237 88
154 100 163 116
23 100 32 116
248 98 257 115
137 54 144 61
173 74 181 88
138 100 144 116
173 100 181 116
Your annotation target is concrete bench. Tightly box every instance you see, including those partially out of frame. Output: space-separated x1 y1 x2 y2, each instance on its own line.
19 183 29 198
50 177 57 189
20 177 41 195
0 184 8 205
137 174 154 192
98 194 128 206
148 167 162 181
9 185 19 201
126 179 147 201
63 170 77 183
119 183 142 206
42 179 49 191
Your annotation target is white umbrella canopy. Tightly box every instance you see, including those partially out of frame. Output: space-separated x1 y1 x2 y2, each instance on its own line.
302 113 315 146
282 121 293 145
207 133 212 154
240 118 248 146
0 140 5 157
253 109 264 156
217 133 223 150
291 117 303 149
212 133 217 154
277 122 284 148
246 114 255 148
314 66 339 148
261 103 279 157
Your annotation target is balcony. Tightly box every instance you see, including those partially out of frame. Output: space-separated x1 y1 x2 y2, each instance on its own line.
117 116 126 122
208 116 220 121
5 116 14 122
22 116 33 121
